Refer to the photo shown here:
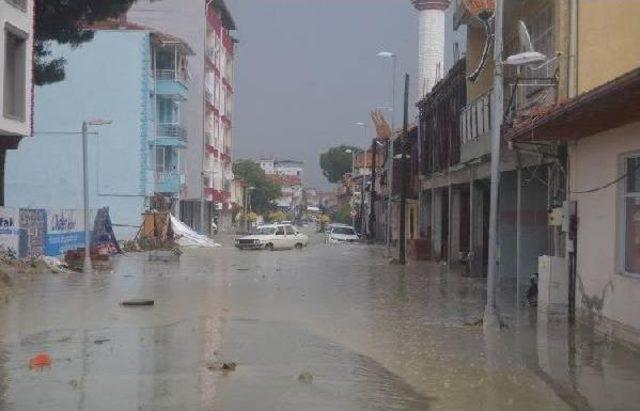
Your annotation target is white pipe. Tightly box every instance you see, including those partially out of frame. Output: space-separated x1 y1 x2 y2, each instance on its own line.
568 0 578 98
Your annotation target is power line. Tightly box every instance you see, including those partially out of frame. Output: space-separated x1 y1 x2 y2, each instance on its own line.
571 161 640 194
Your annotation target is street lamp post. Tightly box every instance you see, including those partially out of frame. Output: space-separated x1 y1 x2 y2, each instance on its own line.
82 120 112 272
377 51 397 254
398 74 410 265
355 121 371 235
345 148 361 230
244 186 255 232
355 122 368 141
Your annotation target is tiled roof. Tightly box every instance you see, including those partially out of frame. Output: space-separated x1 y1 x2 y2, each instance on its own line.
266 174 302 186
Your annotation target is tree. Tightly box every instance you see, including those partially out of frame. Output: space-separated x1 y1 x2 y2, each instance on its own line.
35 0 137 85
233 160 281 214
333 204 352 225
319 145 359 184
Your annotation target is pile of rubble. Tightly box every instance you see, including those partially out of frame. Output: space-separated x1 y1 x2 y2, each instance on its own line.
0 251 69 291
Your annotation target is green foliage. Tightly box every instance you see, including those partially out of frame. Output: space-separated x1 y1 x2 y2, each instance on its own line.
319 145 359 184
34 0 137 85
233 160 282 214
266 210 288 223
333 204 352 225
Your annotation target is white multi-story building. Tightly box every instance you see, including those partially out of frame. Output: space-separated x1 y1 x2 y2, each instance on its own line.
0 0 33 203
128 0 237 234
259 158 303 178
259 158 304 212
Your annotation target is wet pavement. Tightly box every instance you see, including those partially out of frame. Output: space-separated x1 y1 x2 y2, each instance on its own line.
1 231 640 410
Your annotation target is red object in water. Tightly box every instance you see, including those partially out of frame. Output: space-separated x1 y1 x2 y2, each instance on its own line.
29 353 52 370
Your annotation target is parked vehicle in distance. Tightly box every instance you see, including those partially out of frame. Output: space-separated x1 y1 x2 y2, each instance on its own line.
324 223 351 236
235 224 309 250
326 225 360 243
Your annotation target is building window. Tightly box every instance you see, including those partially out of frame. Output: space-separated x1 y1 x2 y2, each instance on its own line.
623 155 640 274
156 147 166 173
3 27 27 121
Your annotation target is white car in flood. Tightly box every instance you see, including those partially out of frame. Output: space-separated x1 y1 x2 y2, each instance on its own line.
235 224 309 251
327 225 360 243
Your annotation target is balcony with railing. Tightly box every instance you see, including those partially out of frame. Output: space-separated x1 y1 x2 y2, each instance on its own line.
155 69 189 100
459 89 492 163
155 171 181 194
156 123 187 147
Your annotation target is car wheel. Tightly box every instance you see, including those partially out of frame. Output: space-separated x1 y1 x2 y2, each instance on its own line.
265 243 274 251
295 243 303 250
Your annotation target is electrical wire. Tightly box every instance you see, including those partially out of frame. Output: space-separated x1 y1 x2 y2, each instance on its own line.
571 161 640 194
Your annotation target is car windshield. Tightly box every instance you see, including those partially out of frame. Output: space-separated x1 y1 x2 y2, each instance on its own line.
255 227 276 235
333 227 356 235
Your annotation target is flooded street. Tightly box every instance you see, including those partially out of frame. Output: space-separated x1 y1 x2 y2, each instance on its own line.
0 232 639 410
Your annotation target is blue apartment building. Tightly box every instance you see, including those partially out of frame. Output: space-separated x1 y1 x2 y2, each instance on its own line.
5 21 193 239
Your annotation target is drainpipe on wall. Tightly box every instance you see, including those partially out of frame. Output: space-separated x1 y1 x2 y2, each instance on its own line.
568 0 578 99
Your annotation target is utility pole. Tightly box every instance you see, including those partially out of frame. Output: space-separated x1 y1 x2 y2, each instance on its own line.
244 185 249 233
369 138 377 240
386 55 397 254
82 121 91 273
485 0 504 326
357 175 364 234
398 74 409 265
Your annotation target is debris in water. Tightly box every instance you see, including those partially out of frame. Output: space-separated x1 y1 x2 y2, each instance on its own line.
206 361 237 372
121 299 155 306
94 337 110 345
69 379 83 390
236 268 250 271
29 353 52 370
298 372 313 384
222 362 237 371
149 250 180 262
463 318 483 327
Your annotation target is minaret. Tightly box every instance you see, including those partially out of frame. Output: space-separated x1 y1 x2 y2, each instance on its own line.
411 0 450 97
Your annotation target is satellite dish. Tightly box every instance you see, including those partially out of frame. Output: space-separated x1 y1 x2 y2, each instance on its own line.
504 21 548 66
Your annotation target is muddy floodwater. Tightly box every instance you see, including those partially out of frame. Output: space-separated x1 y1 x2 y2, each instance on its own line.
0 231 639 410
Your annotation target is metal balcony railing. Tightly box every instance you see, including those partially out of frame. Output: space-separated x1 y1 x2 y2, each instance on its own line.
5 0 27 11
205 131 214 145
156 171 178 183
157 123 187 139
156 69 188 84
460 89 492 145
205 89 214 104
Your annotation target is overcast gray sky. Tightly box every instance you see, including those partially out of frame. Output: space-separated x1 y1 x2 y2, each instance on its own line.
229 0 463 190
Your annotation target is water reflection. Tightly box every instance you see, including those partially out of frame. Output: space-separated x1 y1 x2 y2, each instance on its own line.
0 236 636 410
